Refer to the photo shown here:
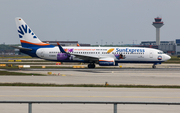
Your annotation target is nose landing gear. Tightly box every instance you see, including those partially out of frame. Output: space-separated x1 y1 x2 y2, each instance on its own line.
152 64 156 69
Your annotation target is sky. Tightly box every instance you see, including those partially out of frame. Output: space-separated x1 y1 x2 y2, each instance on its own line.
1 0 180 45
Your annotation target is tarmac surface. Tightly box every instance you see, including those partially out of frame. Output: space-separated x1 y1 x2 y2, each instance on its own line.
1 67 180 85
1 64 180 113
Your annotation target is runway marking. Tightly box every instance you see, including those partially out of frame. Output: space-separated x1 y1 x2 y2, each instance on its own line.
0 95 180 99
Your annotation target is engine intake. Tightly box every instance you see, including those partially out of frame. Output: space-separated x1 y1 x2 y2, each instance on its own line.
99 58 116 66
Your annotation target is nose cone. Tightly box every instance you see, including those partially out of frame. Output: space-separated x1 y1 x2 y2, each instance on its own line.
164 54 171 61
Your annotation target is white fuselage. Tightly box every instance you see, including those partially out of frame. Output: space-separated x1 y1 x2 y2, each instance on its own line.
36 46 171 64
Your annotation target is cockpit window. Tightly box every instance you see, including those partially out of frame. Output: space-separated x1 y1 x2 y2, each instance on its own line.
158 51 163 54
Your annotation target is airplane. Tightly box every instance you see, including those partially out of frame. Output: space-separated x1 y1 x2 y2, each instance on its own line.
14 17 171 69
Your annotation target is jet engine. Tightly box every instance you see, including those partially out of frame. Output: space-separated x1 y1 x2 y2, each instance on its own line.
99 58 117 66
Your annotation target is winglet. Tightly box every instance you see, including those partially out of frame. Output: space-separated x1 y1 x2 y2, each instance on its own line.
57 42 66 53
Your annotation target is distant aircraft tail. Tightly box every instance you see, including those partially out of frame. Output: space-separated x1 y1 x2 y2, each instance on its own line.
77 43 80 47
15 17 54 48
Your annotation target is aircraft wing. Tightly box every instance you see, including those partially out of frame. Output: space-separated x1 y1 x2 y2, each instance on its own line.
70 53 99 61
56 42 99 61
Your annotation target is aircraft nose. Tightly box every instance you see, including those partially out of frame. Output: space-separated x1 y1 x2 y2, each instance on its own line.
164 54 171 61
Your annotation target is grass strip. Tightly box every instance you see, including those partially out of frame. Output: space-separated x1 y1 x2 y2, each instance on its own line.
0 71 45 76
0 83 180 88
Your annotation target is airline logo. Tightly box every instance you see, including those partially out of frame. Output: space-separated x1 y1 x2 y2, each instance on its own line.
17 24 37 39
107 48 114 53
158 56 162 60
116 48 145 53
64 48 74 52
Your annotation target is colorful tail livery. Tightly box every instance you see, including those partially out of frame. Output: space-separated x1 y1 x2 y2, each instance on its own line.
14 17 171 68
15 17 54 48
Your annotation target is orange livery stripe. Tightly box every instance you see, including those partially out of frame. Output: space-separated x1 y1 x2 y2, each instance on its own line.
20 40 50 46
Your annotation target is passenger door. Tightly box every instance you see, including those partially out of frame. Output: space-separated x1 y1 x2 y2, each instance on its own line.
41 51 44 58
149 51 153 58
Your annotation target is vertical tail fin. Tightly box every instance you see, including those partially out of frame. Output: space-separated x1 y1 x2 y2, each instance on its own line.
15 17 54 48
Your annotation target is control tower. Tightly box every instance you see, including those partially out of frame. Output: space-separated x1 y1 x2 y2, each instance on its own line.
152 17 164 45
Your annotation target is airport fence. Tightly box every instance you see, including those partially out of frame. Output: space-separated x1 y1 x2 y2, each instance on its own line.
0 101 180 113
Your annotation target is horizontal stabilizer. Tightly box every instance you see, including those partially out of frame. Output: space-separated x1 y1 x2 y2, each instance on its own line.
11 46 32 51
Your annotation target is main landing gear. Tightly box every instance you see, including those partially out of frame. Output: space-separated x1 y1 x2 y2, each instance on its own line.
88 63 95 68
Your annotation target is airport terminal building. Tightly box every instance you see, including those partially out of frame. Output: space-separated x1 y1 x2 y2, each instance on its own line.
176 39 180 54
42 41 91 47
136 39 180 55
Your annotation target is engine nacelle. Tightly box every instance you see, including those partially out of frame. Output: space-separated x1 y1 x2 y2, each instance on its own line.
99 58 116 66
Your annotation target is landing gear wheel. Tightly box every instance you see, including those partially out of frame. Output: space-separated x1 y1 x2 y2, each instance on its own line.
88 63 95 68
152 65 156 69
88 64 91 68
92 64 95 68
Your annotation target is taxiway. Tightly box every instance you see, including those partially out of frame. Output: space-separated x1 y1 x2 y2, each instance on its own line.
1 68 180 85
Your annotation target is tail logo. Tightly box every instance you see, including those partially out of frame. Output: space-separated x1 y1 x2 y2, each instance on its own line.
18 24 37 39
